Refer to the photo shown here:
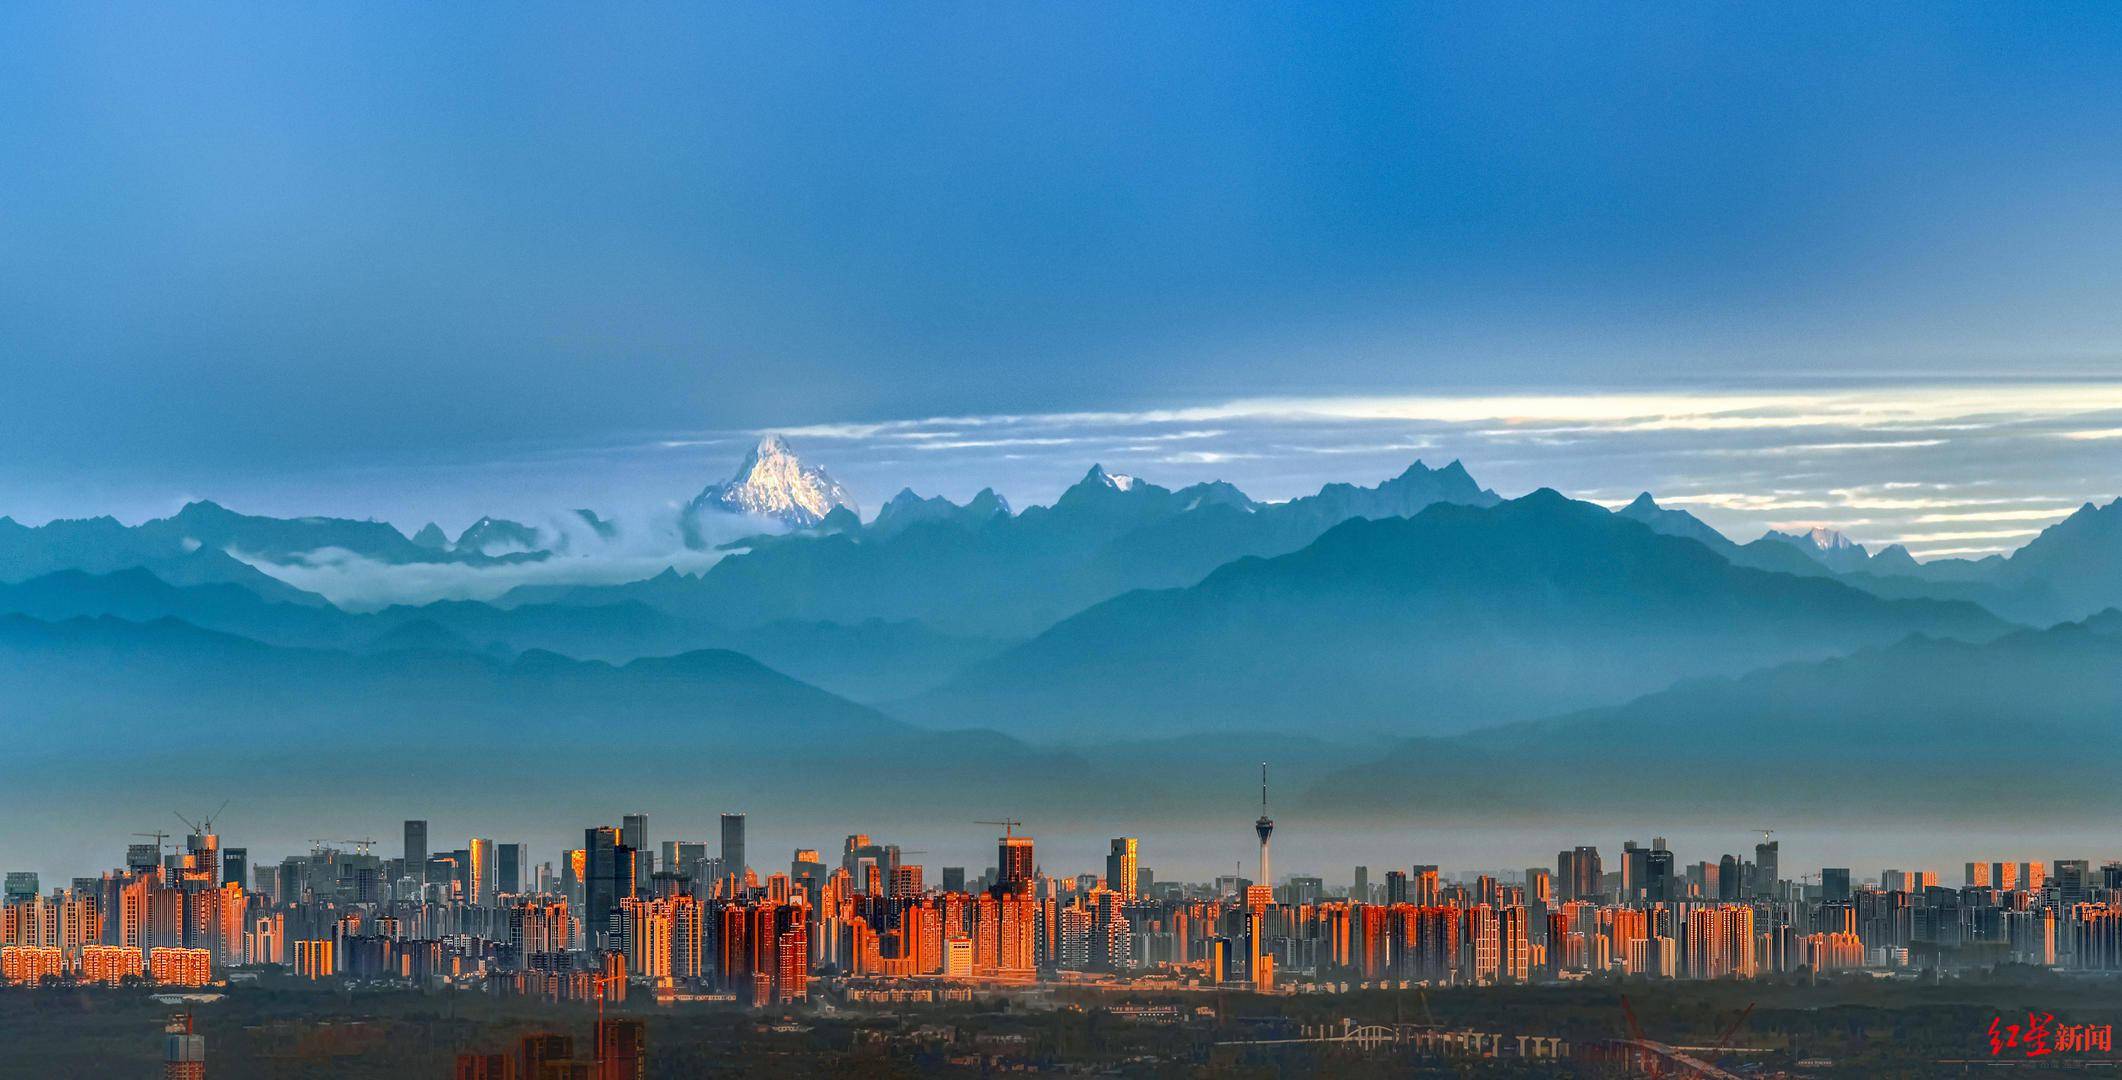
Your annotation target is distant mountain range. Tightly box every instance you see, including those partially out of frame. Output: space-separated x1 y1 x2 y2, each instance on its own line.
6 441 2122 824
513 457 1500 637
909 489 2006 739
1302 610 2122 820
0 612 1077 816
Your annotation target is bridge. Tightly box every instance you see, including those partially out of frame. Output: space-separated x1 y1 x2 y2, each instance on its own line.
1579 1038 1750 1079
1216 1019 1570 1059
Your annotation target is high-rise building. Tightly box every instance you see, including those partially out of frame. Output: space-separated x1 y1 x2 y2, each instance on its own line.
942 867 966 893
497 843 523 896
721 813 748 881
1753 840 1779 896
2055 860 2091 906
1524 868 1553 905
622 814 651 890
401 814 426 874
404 821 428 883
584 826 634 944
1821 867 1851 903
1106 838 1139 901
1623 841 1648 901
997 828 1035 893
1352 866 1370 903
1559 846 1601 901
1644 849 1674 902
468 838 496 906
221 848 247 890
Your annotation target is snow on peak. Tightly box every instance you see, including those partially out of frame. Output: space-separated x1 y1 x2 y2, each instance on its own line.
690 434 859 527
1802 527 1858 551
1082 464 1137 492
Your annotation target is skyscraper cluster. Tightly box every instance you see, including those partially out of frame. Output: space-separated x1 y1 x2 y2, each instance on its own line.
9 811 2122 1000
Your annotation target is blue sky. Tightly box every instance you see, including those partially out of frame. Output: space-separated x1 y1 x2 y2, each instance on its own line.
4 3 2122 533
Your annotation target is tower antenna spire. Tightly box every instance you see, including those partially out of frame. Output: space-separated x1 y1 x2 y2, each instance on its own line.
1253 762 1275 891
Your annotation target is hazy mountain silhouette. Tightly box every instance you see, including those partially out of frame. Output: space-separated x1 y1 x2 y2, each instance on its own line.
0 612 1078 819
911 490 2010 739
521 459 1500 637
0 567 1001 703
1304 612 2122 818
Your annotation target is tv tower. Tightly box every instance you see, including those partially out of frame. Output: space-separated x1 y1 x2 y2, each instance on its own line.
1254 762 1274 887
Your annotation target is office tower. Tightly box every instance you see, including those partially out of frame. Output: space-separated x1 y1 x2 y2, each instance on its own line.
721 813 748 881
1107 838 1139 901
1718 855 1740 901
1623 841 1647 901
1822 867 1851 903
1564 846 1601 901
1754 840 1779 896
2055 860 2091 906
1385 870 1408 905
1412 866 1440 907
498 843 524 895
468 838 496 906
1353 866 1369 903
1254 763 1275 889
943 867 966 893
622 813 651 890
404 820 428 883
1644 849 1674 902
1883 869 1908 893
562 849 584 907
1966 861 1992 888
221 848 247 889
584 826 633 942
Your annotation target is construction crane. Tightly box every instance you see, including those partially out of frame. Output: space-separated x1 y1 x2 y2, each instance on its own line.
1756 827 1775 845
339 837 380 855
1620 994 1649 1043
133 830 171 856
174 799 230 837
975 819 1023 838
1710 1002 1756 1057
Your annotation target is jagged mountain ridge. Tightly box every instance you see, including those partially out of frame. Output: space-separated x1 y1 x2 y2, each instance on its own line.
522 457 1506 637
910 489 2010 739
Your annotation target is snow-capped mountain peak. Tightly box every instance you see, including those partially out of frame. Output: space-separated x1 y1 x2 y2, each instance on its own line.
1084 464 1137 492
1800 526 1858 552
689 435 858 528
